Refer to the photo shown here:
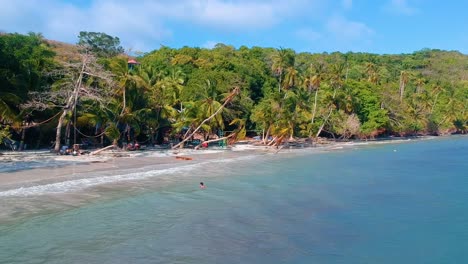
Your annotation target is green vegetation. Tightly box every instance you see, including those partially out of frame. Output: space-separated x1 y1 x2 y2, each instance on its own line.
1 32 467 150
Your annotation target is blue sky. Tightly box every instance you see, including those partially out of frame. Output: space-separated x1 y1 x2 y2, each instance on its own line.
1 0 467 54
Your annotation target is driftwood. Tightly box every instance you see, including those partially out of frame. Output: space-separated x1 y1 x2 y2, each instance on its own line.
175 156 192 160
275 145 285 154
90 145 116 155
194 134 235 150
267 136 278 146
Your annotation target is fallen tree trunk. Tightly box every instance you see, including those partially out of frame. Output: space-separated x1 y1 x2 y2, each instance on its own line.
315 107 333 138
90 145 116 155
194 134 235 150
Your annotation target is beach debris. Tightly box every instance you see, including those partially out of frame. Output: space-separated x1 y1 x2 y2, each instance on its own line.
175 156 193 161
90 145 116 155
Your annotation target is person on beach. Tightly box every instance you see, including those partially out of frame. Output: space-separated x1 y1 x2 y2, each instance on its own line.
200 182 205 189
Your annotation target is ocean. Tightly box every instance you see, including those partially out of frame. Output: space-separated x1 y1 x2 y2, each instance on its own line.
0 136 467 263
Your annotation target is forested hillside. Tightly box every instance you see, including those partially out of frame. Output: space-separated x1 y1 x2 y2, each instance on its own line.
1 32 467 150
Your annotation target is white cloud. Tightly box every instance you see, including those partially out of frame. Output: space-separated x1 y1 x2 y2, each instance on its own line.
0 0 172 51
153 0 315 29
342 0 352 9
385 0 418 15
326 15 374 40
0 0 318 51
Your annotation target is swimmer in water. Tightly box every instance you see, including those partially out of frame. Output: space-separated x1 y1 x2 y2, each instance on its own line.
200 182 205 189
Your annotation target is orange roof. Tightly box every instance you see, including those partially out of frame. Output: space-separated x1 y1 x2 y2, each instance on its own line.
127 59 139 64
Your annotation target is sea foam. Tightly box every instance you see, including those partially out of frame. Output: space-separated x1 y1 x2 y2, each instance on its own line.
0 154 258 197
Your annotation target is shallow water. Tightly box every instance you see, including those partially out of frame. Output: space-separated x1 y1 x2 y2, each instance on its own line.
0 136 467 263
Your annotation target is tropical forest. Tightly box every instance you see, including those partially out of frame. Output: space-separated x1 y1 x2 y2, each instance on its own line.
0 32 467 151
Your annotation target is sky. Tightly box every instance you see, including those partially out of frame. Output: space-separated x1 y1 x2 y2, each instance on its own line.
0 0 467 54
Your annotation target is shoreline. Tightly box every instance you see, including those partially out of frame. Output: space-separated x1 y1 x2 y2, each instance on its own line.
0 135 451 195
0 135 462 224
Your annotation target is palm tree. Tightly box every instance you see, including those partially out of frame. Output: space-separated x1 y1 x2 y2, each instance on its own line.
431 83 444 114
303 62 325 132
271 48 294 92
365 62 379 84
329 62 346 96
159 68 185 111
282 66 299 90
0 93 19 125
251 97 279 144
415 78 425 94
172 85 240 149
109 56 143 116
399 70 409 102
314 62 346 138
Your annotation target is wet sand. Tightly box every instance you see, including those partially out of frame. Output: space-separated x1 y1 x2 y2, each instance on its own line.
0 137 426 193
0 146 273 192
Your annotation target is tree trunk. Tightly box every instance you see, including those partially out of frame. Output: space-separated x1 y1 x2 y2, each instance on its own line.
431 93 440 114
316 107 333 138
267 136 278 146
263 125 271 145
19 122 27 150
314 85 337 140
54 59 85 152
289 121 294 141
65 121 71 147
90 144 116 155
120 87 126 116
54 109 69 152
399 80 405 102
309 88 319 138
278 72 282 93
194 134 235 150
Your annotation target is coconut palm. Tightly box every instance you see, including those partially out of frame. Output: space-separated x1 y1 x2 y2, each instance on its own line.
251 96 280 144
303 62 325 132
0 93 20 125
282 66 299 90
109 56 144 116
159 68 185 111
399 70 409 102
415 78 426 94
172 85 240 149
365 62 379 84
271 48 294 92
431 83 444 114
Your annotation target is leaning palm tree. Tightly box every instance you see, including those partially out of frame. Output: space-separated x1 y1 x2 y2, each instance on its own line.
172 86 240 149
313 62 346 138
399 70 409 102
431 83 444 114
303 62 325 133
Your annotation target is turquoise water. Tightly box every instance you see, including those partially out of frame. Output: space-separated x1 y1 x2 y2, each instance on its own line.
0 137 467 263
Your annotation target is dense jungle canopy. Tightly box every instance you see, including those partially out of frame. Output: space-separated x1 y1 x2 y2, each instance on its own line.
0 32 467 150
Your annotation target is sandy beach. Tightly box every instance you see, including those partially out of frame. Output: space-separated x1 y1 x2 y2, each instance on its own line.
0 137 424 195
0 143 288 194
